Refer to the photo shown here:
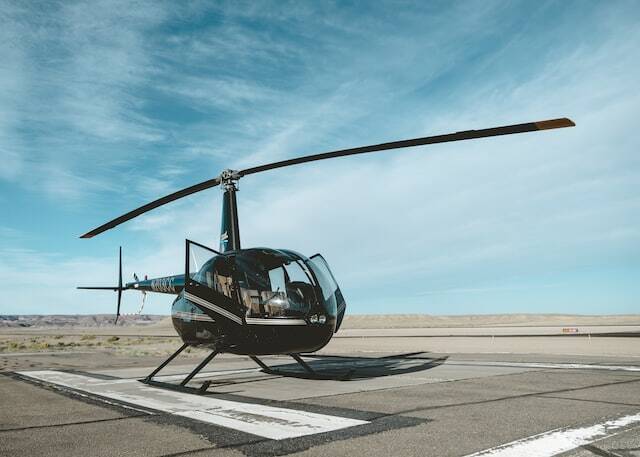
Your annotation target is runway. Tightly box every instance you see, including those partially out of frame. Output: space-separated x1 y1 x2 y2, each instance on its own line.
2 339 640 457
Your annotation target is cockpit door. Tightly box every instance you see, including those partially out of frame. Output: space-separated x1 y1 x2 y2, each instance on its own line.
308 254 346 332
184 239 244 327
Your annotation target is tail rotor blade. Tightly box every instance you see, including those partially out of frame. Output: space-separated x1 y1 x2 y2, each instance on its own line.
118 246 123 290
115 246 123 324
115 288 122 325
77 246 127 324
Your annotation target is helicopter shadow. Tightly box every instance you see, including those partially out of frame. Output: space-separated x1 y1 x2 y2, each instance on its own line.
258 351 448 381
144 352 449 395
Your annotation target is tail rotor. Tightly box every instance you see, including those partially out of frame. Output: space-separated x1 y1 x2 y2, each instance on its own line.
77 246 126 325
115 246 123 324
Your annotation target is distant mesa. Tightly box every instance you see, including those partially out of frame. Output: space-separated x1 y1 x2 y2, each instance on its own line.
0 314 166 328
1 314 638 330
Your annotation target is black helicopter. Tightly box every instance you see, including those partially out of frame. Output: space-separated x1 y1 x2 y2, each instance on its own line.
79 117 574 384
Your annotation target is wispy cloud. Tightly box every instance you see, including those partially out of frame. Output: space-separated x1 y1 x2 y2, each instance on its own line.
2 1 639 314
0 1 167 202
417 283 563 296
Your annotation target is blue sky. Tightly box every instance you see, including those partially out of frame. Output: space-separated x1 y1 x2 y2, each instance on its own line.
1 1 639 315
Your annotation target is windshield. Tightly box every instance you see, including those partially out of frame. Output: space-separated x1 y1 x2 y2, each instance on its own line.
234 250 318 318
306 255 339 317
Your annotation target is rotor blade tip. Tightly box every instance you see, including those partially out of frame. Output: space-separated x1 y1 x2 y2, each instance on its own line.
535 118 575 130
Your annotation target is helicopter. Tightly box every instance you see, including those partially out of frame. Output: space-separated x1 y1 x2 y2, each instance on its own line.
79 117 574 386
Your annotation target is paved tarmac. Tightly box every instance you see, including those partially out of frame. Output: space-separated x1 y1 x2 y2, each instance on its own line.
1 341 640 456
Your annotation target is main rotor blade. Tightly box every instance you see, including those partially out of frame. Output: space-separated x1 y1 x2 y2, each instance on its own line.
80 118 573 239
80 177 221 238
239 118 575 177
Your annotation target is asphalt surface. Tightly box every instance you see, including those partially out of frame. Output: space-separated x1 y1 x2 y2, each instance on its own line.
1 344 640 456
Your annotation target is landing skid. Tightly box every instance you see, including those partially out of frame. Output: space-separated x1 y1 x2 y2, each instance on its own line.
139 345 355 395
141 343 219 394
251 354 355 381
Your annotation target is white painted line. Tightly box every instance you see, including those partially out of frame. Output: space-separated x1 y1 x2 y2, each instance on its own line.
464 412 640 457
452 361 640 372
17 370 367 440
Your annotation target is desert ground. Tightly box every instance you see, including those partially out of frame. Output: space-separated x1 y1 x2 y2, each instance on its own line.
2 313 639 361
1 314 639 457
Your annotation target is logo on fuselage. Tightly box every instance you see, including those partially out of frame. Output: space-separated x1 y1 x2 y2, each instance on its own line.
151 277 175 293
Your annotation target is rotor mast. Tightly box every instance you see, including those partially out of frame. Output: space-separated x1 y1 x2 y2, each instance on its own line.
219 169 241 252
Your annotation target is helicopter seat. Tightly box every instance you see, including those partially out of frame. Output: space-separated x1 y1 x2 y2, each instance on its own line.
286 281 315 314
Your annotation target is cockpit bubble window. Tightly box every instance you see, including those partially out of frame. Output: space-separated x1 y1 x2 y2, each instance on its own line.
192 254 234 299
234 250 317 319
307 255 338 301
284 261 311 284
268 267 286 293
284 261 317 313
306 254 339 317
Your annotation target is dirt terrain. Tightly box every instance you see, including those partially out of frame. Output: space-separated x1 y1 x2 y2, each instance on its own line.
339 313 640 328
4 313 640 330
0 314 165 328
1 314 639 361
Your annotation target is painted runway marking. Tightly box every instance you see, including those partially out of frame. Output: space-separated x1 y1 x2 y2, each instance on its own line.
464 411 640 457
17 370 367 440
149 367 262 382
451 360 640 372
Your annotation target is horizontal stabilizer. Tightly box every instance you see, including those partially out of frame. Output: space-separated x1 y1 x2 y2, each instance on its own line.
77 286 120 290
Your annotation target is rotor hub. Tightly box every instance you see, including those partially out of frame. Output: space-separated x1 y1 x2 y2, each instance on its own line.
220 169 240 191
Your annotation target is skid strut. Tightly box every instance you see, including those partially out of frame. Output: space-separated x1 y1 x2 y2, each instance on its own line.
289 354 316 375
142 343 219 392
250 353 354 380
250 353 317 377
180 350 219 386
143 343 188 383
142 347 354 391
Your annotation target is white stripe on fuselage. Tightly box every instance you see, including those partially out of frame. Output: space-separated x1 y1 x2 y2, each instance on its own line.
184 292 242 325
183 292 308 326
173 311 215 322
173 312 307 325
245 317 307 326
